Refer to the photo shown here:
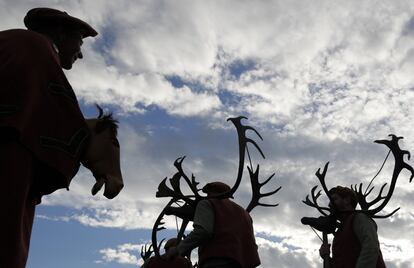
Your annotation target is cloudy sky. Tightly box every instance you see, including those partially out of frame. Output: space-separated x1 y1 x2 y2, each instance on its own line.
2 0 414 267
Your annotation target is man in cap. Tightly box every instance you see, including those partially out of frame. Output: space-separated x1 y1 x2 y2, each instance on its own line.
141 238 192 268
319 186 386 268
167 181 261 268
0 7 101 267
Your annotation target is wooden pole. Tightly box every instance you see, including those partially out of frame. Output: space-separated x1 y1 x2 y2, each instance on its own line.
322 232 330 268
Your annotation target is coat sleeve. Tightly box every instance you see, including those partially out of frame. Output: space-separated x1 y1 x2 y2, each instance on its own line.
353 213 380 268
177 199 214 256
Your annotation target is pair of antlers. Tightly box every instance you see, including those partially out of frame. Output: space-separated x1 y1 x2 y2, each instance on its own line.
303 134 414 219
149 116 281 258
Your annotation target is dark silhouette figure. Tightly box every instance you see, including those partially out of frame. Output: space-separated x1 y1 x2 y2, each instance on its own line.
0 8 123 267
150 117 280 268
301 135 413 268
141 238 192 268
167 182 261 268
319 186 386 267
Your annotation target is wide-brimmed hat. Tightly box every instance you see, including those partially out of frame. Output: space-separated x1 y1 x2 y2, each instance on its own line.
24 7 98 38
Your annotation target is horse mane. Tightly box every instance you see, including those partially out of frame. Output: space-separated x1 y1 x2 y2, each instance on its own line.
95 105 119 136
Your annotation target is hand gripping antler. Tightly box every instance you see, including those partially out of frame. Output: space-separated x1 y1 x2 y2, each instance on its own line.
351 134 414 218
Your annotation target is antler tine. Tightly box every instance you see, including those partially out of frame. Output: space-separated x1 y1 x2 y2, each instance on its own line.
246 138 266 159
173 156 201 198
359 134 414 217
152 199 175 257
315 162 330 192
365 183 387 206
244 125 264 141
158 238 166 252
302 185 330 216
156 176 195 204
365 185 375 196
372 207 400 219
140 244 154 261
245 165 281 212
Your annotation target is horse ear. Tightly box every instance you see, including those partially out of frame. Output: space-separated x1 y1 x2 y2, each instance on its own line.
95 104 104 118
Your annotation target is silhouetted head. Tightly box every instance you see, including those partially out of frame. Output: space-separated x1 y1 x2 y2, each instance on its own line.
164 238 178 253
24 7 98 70
202 181 231 197
328 186 358 212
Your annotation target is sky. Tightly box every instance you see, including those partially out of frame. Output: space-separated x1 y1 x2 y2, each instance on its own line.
2 0 414 267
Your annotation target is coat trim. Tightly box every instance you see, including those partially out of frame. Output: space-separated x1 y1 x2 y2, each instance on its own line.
0 104 19 115
40 127 89 157
48 82 77 103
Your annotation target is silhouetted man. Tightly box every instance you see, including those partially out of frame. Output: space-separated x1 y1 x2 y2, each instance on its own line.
319 186 386 268
167 182 261 268
142 238 192 268
0 7 100 267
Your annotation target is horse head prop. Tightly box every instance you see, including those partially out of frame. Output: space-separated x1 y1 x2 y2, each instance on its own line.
151 116 281 257
81 105 123 199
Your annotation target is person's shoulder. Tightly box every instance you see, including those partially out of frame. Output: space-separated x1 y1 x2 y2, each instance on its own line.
353 212 371 221
1 28 52 53
1 29 44 41
353 212 377 227
198 199 213 208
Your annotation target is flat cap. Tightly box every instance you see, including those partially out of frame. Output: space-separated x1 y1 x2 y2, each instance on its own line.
202 181 231 195
24 7 98 38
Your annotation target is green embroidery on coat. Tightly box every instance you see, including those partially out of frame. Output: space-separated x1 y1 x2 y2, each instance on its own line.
40 127 90 157
48 82 77 103
0 105 19 115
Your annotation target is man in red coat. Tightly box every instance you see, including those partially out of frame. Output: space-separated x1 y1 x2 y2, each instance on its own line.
0 7 98 268
142 238 192 268
319 186 386 268
167 182 261 268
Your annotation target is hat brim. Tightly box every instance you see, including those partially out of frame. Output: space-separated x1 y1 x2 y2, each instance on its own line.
24 8 98 38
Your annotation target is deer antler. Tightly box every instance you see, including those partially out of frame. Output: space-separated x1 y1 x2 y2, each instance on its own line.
151 156 204 257
151 116 280 257
151 198 175 257
302 185 331 216
352 134 414 218
210 116 265 200
302 162 333 216
140 243 154 262
246 164 281 212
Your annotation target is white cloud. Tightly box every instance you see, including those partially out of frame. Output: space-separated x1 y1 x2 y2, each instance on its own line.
98 243 142 266
3 1 414 267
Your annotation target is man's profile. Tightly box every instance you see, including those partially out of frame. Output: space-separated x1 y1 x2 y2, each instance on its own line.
0 7 123 268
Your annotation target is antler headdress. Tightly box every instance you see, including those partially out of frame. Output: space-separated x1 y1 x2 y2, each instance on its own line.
150 116 281 258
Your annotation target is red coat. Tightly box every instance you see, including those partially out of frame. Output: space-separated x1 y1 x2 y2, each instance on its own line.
332 213 386 268
199 198 261 268
0 29 89 196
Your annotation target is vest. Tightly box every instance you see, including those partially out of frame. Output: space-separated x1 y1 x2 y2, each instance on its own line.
199 198 261 268
146 256 192 268
0 29 89 196
332 213 386 268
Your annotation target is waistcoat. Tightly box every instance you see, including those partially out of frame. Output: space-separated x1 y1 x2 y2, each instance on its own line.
199 198 261 268
332 213 386 268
